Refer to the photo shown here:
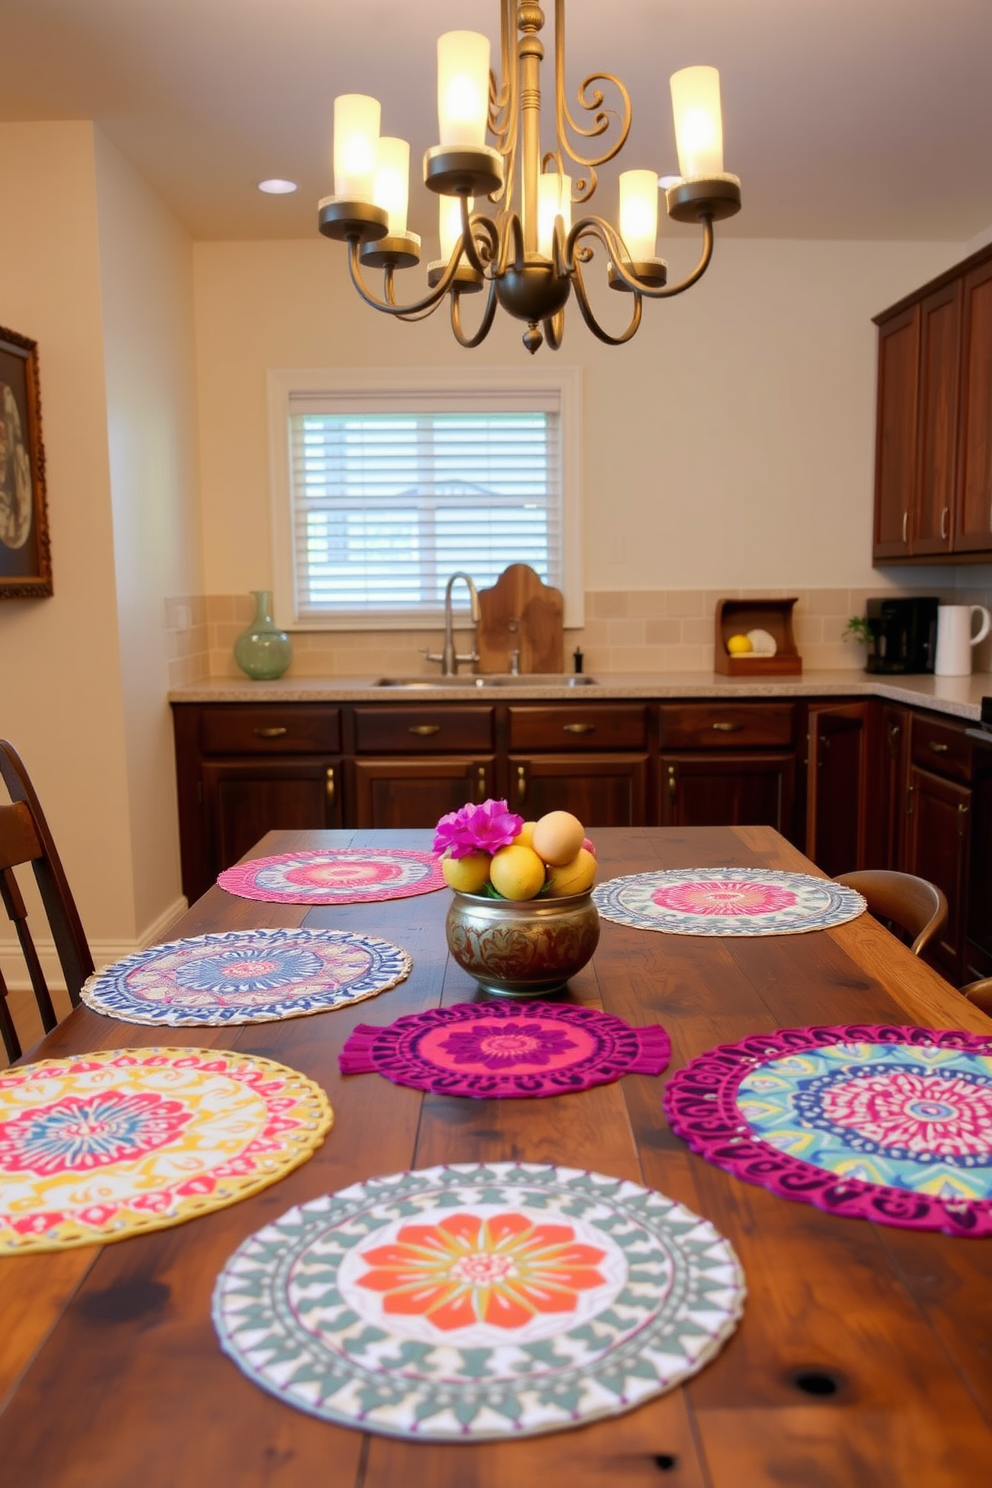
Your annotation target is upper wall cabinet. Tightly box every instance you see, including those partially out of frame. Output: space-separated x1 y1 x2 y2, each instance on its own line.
873 244 992 563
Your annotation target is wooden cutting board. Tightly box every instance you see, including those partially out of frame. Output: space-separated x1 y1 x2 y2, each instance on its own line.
477 564 564 675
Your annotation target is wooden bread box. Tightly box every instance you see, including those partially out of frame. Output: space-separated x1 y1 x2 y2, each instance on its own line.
714 597 802 676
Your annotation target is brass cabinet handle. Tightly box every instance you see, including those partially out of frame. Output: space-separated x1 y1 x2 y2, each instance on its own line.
928 740 950 755
940 505 949 540
325 766 335 808
887 721 901 758
712 721 743 732
253 726 288 738
517 764 527 808
907 782 915 816
476 765 487 802
667 764 677 804
902 510 908 543
408 724 441 736
563 722 595 734
958 802 969 837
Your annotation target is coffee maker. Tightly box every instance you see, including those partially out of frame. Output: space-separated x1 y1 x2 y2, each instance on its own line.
863 597 939 674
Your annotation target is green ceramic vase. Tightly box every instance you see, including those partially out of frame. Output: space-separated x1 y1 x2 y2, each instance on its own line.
233 590 292 680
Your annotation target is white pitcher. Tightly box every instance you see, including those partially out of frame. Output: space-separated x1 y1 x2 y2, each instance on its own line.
934 604 992 676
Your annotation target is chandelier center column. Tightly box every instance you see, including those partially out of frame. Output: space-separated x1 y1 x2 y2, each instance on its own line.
517 1 546 257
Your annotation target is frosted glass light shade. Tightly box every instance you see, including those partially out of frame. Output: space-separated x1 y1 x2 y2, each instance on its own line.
619 170 659 260
670 66 724 178
333 94 381 198
439 194 473 260
373 137 410 233
437 31 491 147
537 173 572 258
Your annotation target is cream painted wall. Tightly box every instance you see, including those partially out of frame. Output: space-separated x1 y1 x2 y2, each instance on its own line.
93 131 201 937
192 234 980 600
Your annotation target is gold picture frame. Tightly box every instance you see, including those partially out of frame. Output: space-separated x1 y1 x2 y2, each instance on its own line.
0 324 52 598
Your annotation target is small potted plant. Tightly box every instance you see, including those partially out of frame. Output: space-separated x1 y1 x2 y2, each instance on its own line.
843 614 880 670
433 798 600 996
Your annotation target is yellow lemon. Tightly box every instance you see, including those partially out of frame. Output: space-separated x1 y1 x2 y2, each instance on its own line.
441 852 491 894
514 820 539 849
545 847 597 897
490 842 547 901
532 810 586 866
727 633 753 655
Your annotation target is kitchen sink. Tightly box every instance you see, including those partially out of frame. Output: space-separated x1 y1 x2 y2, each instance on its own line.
372 673 598 689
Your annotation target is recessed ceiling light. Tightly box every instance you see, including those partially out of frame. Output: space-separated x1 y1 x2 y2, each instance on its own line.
257 178 299 195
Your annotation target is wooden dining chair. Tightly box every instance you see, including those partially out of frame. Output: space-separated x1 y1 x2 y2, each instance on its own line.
834 869 949 958
961 977 992 1016
0 740 93 1061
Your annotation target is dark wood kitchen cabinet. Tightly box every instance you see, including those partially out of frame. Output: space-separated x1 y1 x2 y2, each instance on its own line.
872 241 992 562
804 701 870 878
903 711 975 981
350 705 495 829
659 702 798 840
506 704 650 825
172 704 342 902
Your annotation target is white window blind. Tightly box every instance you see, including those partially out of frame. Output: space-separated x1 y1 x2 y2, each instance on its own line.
268 370 582 630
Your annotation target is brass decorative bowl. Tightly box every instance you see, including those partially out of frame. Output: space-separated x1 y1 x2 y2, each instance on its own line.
445 889 600 998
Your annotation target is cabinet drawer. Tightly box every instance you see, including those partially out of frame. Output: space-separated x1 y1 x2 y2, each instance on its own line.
660 702 795 749
508 704 648 750
354 705 494 754
199 706 341 755
911 713 973 783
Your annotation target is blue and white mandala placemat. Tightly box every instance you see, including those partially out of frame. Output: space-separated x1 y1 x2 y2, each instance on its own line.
81 928 412 1026
593 867 866 936
212 1161 745 1441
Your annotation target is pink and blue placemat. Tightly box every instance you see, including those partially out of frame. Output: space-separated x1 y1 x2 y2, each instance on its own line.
212 1161 745 1441
80 928 411 1026
339 1000 670 1098
0 1047 333 1253
593 867 866 936
664 1025 992 1237
218 848 446 904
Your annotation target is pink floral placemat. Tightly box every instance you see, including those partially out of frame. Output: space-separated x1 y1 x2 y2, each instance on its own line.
593 867 865 936
664 1025 992 1237
340 1000 670 1099
218 848 446 904
212 1162 745 1440
0 1048 333 1253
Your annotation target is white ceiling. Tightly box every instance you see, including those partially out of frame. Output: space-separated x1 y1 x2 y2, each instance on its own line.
3 0 992 245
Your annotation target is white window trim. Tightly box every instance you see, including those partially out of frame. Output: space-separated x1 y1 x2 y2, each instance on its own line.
267 365 584 631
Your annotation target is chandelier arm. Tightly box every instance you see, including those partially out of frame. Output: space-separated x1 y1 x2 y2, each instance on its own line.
458 203 500 279
495 212 526 278
451 279 500 349
553 0 632 180
488 0 517 157
631 218 716 299
347 240 455 317
570 257 643 345
542 307 566 351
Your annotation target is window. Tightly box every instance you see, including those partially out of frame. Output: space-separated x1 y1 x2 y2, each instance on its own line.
268 367 582 629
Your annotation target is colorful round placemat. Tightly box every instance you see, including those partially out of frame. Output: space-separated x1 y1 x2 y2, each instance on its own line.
0 1047 333 1254
339 1000 670 1099
217 848 446 904
212 1161 745 1440
593 867 865 936
80 928 412 1027
664 1025 992 1237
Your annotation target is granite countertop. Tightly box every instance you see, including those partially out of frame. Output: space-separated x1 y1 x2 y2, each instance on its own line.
169 669 992 723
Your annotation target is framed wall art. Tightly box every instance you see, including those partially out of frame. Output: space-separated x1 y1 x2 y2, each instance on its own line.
0 324 52 598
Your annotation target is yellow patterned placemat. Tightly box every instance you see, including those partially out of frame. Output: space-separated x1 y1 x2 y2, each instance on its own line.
0 1048 333 1254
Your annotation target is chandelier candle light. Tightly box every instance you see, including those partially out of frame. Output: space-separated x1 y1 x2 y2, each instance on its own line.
319 0 741 353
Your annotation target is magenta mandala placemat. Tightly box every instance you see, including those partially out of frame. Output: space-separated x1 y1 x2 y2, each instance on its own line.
664 1025 992 1237
593 867 865 936
217 848 446 904
339 1000 670 1099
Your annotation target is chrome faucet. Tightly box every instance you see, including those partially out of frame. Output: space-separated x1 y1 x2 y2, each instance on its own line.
426 572 480 676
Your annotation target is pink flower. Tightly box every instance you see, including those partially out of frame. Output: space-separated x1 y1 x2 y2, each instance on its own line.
433 799 524 859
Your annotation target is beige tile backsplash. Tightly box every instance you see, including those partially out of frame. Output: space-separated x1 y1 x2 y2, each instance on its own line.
166 585 992 687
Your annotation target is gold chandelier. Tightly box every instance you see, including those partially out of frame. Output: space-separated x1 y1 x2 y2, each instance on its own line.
318 0 741 354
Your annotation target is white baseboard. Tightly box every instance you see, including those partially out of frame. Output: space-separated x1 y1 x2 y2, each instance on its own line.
0 895 189 992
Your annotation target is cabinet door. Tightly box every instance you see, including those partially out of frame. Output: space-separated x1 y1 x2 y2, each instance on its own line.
805 702 869 878
955 257 992 552
200 759 342 897
904 764 971 979
877 705 911 870
352 757 495 828
660 753 796 838
873 305 919 559
913 281 961 555
509 755 649 826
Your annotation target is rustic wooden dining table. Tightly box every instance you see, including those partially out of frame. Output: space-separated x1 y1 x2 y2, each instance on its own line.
2 825 992 1487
